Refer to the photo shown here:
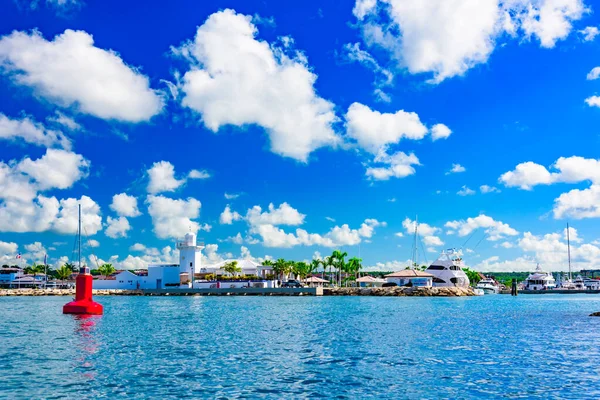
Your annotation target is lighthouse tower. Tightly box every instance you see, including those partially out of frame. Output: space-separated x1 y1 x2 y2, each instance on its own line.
177 232 205 287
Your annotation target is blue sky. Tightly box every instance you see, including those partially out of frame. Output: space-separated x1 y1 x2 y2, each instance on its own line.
1 0 600 272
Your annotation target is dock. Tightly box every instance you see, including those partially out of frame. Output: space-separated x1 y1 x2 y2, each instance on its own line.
500 289 600 295
142 287 323 296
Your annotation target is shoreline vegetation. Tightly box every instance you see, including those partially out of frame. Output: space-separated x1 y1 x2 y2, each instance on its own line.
0 287 476 297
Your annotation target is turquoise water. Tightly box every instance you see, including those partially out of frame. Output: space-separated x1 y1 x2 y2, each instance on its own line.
2 295 600 399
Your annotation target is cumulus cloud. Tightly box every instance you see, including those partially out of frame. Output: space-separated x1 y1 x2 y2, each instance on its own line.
401 217 443 247
499 161 555 189
146 161 206 194
586 67 600 81
219 205 242 225
365 150 420 180
0 113 71 149
445 214 518 241
246 202 305 226
0 150 99 234
175 9 339 162
585 96 600 107
480 185 500 194
345 102 428 152
446 163 465 174
457 185 476 196
147 195 202 239
352 0 587 83
110 193 141 218
0 29 163 122
553 184 600 219
579 26 599 41
430 124 452 141
0 241 18 256
105 216 131 238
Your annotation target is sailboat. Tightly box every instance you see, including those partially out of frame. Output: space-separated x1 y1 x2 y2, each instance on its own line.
557 223 576 290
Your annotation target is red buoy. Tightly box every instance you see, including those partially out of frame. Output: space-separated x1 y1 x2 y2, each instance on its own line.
63 267 103 315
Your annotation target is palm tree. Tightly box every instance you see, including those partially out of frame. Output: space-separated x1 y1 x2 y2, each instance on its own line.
310 259 321 281
323 256 335 286
24 264 45 286
331 250 348 287
294 261 312 282
347 257 363 286
273 258 287 282
221 261 241 277
98 263 116 278
64 262 77 272
56 264 72 288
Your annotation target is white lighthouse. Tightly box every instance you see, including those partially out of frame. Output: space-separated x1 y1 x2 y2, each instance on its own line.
176 232 205 287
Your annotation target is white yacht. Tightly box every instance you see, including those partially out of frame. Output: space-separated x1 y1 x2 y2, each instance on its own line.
475 277 500 294
425 249 470 288
523 264 556 290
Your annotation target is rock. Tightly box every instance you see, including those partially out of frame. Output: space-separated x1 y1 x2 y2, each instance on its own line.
590 312 600 317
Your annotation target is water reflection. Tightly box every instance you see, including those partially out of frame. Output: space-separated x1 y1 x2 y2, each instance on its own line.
72 315 101 380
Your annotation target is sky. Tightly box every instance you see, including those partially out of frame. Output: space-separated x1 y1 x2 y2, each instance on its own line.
1 0 600 273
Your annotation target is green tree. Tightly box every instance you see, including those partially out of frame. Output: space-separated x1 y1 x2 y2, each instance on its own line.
347 257 363 286
273 258 287 281
221 261 241 277
463 267 481 285
56 264 72 287
331 250 348 287
64 262 77 272
98 263 116 278
24 264 45 285
293 261 312 281
262 259 274 266
323 256 335 285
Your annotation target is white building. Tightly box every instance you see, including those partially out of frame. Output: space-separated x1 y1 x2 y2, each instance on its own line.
177 233 205 278
203 259 273 278
385 269 433 287
93 265 181 290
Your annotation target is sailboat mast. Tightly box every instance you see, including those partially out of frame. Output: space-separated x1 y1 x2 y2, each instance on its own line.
412 215 418 269
567 222 572 281
78 204 81 271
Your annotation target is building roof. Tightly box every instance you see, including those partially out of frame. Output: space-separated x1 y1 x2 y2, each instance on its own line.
303 276 329 283
207 259 273 271
356 276 386 283
385 269 433 278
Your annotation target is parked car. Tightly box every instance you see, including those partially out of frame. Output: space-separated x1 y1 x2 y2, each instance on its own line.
282 279 304 288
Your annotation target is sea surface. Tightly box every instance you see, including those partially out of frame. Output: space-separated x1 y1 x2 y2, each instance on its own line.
2 295 600 399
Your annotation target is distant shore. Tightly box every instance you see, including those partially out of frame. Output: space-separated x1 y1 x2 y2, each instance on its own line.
0 286 476 297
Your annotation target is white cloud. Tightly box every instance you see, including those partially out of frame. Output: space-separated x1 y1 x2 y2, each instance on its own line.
500 156 600 213
129 243 146 252
431 124 452 141
86 239 100 248
188 169 211 179
105 216 131 239
47 111 81 132
345 102 428 152
444 214 518 241
457 185 476 196
147 162 210 194
110 193 141 218
500 241 513 248
175 9 339 162
579 26 599 41
586 67 600 80
224 193 240 200
499 161 554 189
325 216 336 222
343 42 393 97
0 241 18 255
480 184 500 193
17 149 89 191
365 150 420 180
585 96 600 107
0 113 71 149
51 195 102 235
401 217 443 247
395 232 403 237
219 205 242 225
147 161 185 194
0 29 163 122
246 202 305 226
353 0 587 83
147 195 202 239
553 184 600 219
446 163 465 174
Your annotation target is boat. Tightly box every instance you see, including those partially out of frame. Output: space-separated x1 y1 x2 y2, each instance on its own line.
475 277 500 294
425 249 470 288
523 264 556 290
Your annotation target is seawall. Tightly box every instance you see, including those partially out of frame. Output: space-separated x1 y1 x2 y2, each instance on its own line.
324 286 476 296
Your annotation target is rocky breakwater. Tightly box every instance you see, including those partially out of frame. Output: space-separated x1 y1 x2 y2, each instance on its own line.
324 286 476 297
590 311 600 317
0 289 143 296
